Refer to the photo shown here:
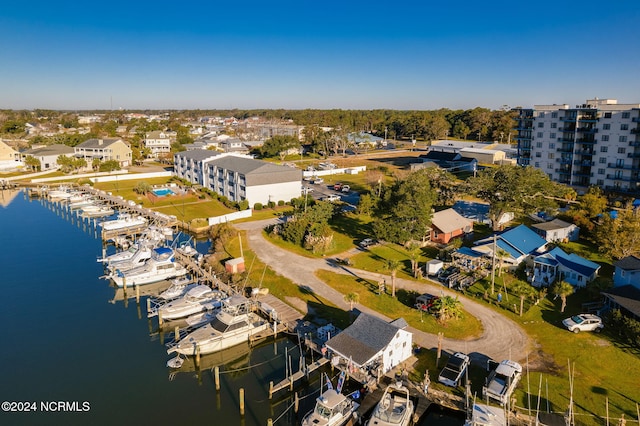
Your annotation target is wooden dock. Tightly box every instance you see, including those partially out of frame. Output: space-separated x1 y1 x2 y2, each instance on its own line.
255 293 304 332
269 357 330 398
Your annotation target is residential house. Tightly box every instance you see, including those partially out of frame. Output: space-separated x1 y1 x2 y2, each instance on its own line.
612 256 640 288
173 150 302 205
531 219 579 242
529 247 600 288
0 140 18 161
20 144 75 171
74 138 132 168
144 130 172 158
471 224 548 268
416 151 477 173
325 313 412 384
430 208 474 245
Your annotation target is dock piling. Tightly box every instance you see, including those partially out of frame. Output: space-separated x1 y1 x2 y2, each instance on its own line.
239 388 245 416
214 366 220 391
269 381 273 399
174 326 180 342
294 392 299 413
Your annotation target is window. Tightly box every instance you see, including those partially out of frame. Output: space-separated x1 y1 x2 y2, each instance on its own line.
599 157 607 164
604 112 612 118
602 123 610 130
539 112 546 118
551 112 558 118
534 162 540 167
536 141 543 148
621 124 629 131
548 153 555 160
600 146 608 153
622 112 630 119
619 136 627 143
537 132 543 138
538 122 544 128
547 163 553 170
535 152 541 158
551 122 557 129
618 147 626 154
601 135 609 142
598 168 605 175
549 142 555 149
550 133 556 139
597 179 604 185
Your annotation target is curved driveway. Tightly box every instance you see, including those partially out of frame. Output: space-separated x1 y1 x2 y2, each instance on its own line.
234 219 531 364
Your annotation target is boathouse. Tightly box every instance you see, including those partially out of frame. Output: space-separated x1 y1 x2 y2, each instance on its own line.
324 313 412 384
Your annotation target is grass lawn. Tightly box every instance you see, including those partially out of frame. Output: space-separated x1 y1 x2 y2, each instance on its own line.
315 270 483 340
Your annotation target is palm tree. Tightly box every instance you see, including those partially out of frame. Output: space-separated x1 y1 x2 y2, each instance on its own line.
551 280 574 313
432 295 463 324
511 280 536 316
407 243 422 278
385 259 401 298
496 248 510 276
343 292 359 311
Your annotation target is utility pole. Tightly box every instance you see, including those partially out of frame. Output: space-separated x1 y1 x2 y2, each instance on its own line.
491 233 497 295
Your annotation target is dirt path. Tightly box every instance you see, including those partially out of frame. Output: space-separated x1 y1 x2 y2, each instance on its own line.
234 219 531 365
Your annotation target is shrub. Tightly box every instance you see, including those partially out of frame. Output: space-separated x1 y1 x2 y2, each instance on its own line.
238 200 250 211
267 201 276 209
277 200 285 206
254 203 263 210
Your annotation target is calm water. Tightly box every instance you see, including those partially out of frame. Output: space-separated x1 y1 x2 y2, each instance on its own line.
0 190 313 426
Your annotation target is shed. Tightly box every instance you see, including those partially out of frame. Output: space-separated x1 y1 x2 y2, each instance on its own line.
426 259 444 276
225 257 245 274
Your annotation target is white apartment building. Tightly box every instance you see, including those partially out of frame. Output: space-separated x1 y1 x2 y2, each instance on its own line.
173 150 302 206
515 99 640 193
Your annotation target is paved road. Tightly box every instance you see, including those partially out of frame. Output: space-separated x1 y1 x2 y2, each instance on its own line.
234 218 531 365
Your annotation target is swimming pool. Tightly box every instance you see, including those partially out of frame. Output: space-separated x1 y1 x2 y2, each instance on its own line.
152 188 175 197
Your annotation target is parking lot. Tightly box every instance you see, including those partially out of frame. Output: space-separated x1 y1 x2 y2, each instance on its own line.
302 179 360 206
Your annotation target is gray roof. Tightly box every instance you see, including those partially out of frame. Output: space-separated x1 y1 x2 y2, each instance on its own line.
76 138 125 149
209 156 301 185
532 219 575 232
614 255 640 271
432 208 473 234
602 285 640 318
325 313 407 366
175 149 222 162
24 144 74 156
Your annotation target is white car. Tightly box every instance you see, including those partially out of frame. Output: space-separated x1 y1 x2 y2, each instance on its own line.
323 195 340 202
562 314 604 333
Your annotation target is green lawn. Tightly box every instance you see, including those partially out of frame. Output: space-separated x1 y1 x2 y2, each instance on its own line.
315 270 483 340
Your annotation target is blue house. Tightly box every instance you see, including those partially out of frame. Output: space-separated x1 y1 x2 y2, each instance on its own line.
612 255 640 289
471 224 547 268
530 247 600 288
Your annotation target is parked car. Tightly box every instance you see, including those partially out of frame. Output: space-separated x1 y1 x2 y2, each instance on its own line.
312 177 324 184
438 352 470 387
323 195 340 202
333 182 343 191
482 360 522 406
562 314 604 333
359 238 377 248
341 185 351 193
415 293 439 312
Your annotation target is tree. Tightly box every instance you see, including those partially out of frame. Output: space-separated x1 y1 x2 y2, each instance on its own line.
259 135 299 158
343 292 359 311
372 170 437 244
551 280 574 313
24 155 41 172
432 295 463 324
385 259 401 298
407 243 422 278
92 158 101 171
467 165 574 230
594 205 640 260
99 160 121 172
356 193 375 216
133 181 152 195
511 280 536 316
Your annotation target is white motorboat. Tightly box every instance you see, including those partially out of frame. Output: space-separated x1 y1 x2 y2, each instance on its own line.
81 206 115 217
155 284 225 320
302 389 360 426
100 213 147 231
109 247 187 287
104 244 155 272
366 382 414 426
167 294 270 356
464 403 507 426
156 276 197 301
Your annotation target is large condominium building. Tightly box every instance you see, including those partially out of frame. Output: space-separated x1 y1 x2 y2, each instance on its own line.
514 99 640 193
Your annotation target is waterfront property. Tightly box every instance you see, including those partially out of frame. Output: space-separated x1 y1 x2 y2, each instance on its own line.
173 150 302 205
18 143 75 171
74 138 132 168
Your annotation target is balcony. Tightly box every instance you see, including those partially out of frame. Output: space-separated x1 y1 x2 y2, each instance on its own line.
632 117 640 122
631 127 640 134
573 171 593 178
558 137 575 143
608 163 635 170
560 116 577 122
606 174 631 181
575 160 595 166
576 138 596 144
575 150 594 157
557 147 574 153
555 169 571 175
629 141 640 147
576 127 598 133
628 153 640 159
559 127 576 132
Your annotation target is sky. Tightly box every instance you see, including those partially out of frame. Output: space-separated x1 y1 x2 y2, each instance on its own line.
1 0 639 111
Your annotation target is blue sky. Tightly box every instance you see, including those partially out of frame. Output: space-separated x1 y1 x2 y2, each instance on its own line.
1 1 639 111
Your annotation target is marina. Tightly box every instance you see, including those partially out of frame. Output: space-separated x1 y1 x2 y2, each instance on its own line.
0 188 473 425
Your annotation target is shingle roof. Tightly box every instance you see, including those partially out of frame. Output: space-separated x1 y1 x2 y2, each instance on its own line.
24 144 75 156
432 208 473 234
325 313 407 366
419 151 461 161
76 138 124 148
531 219 575 232
602 285 640 317
209 156 301 185
614 256 640 271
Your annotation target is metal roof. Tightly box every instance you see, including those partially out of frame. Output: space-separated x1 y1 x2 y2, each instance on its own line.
432 208 473 234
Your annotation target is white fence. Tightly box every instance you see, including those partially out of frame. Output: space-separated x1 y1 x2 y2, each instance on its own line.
208 209 253 225
90 171 172 183
302 166 366 178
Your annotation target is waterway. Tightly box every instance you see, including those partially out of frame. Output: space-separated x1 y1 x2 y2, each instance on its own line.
0 189 464 426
